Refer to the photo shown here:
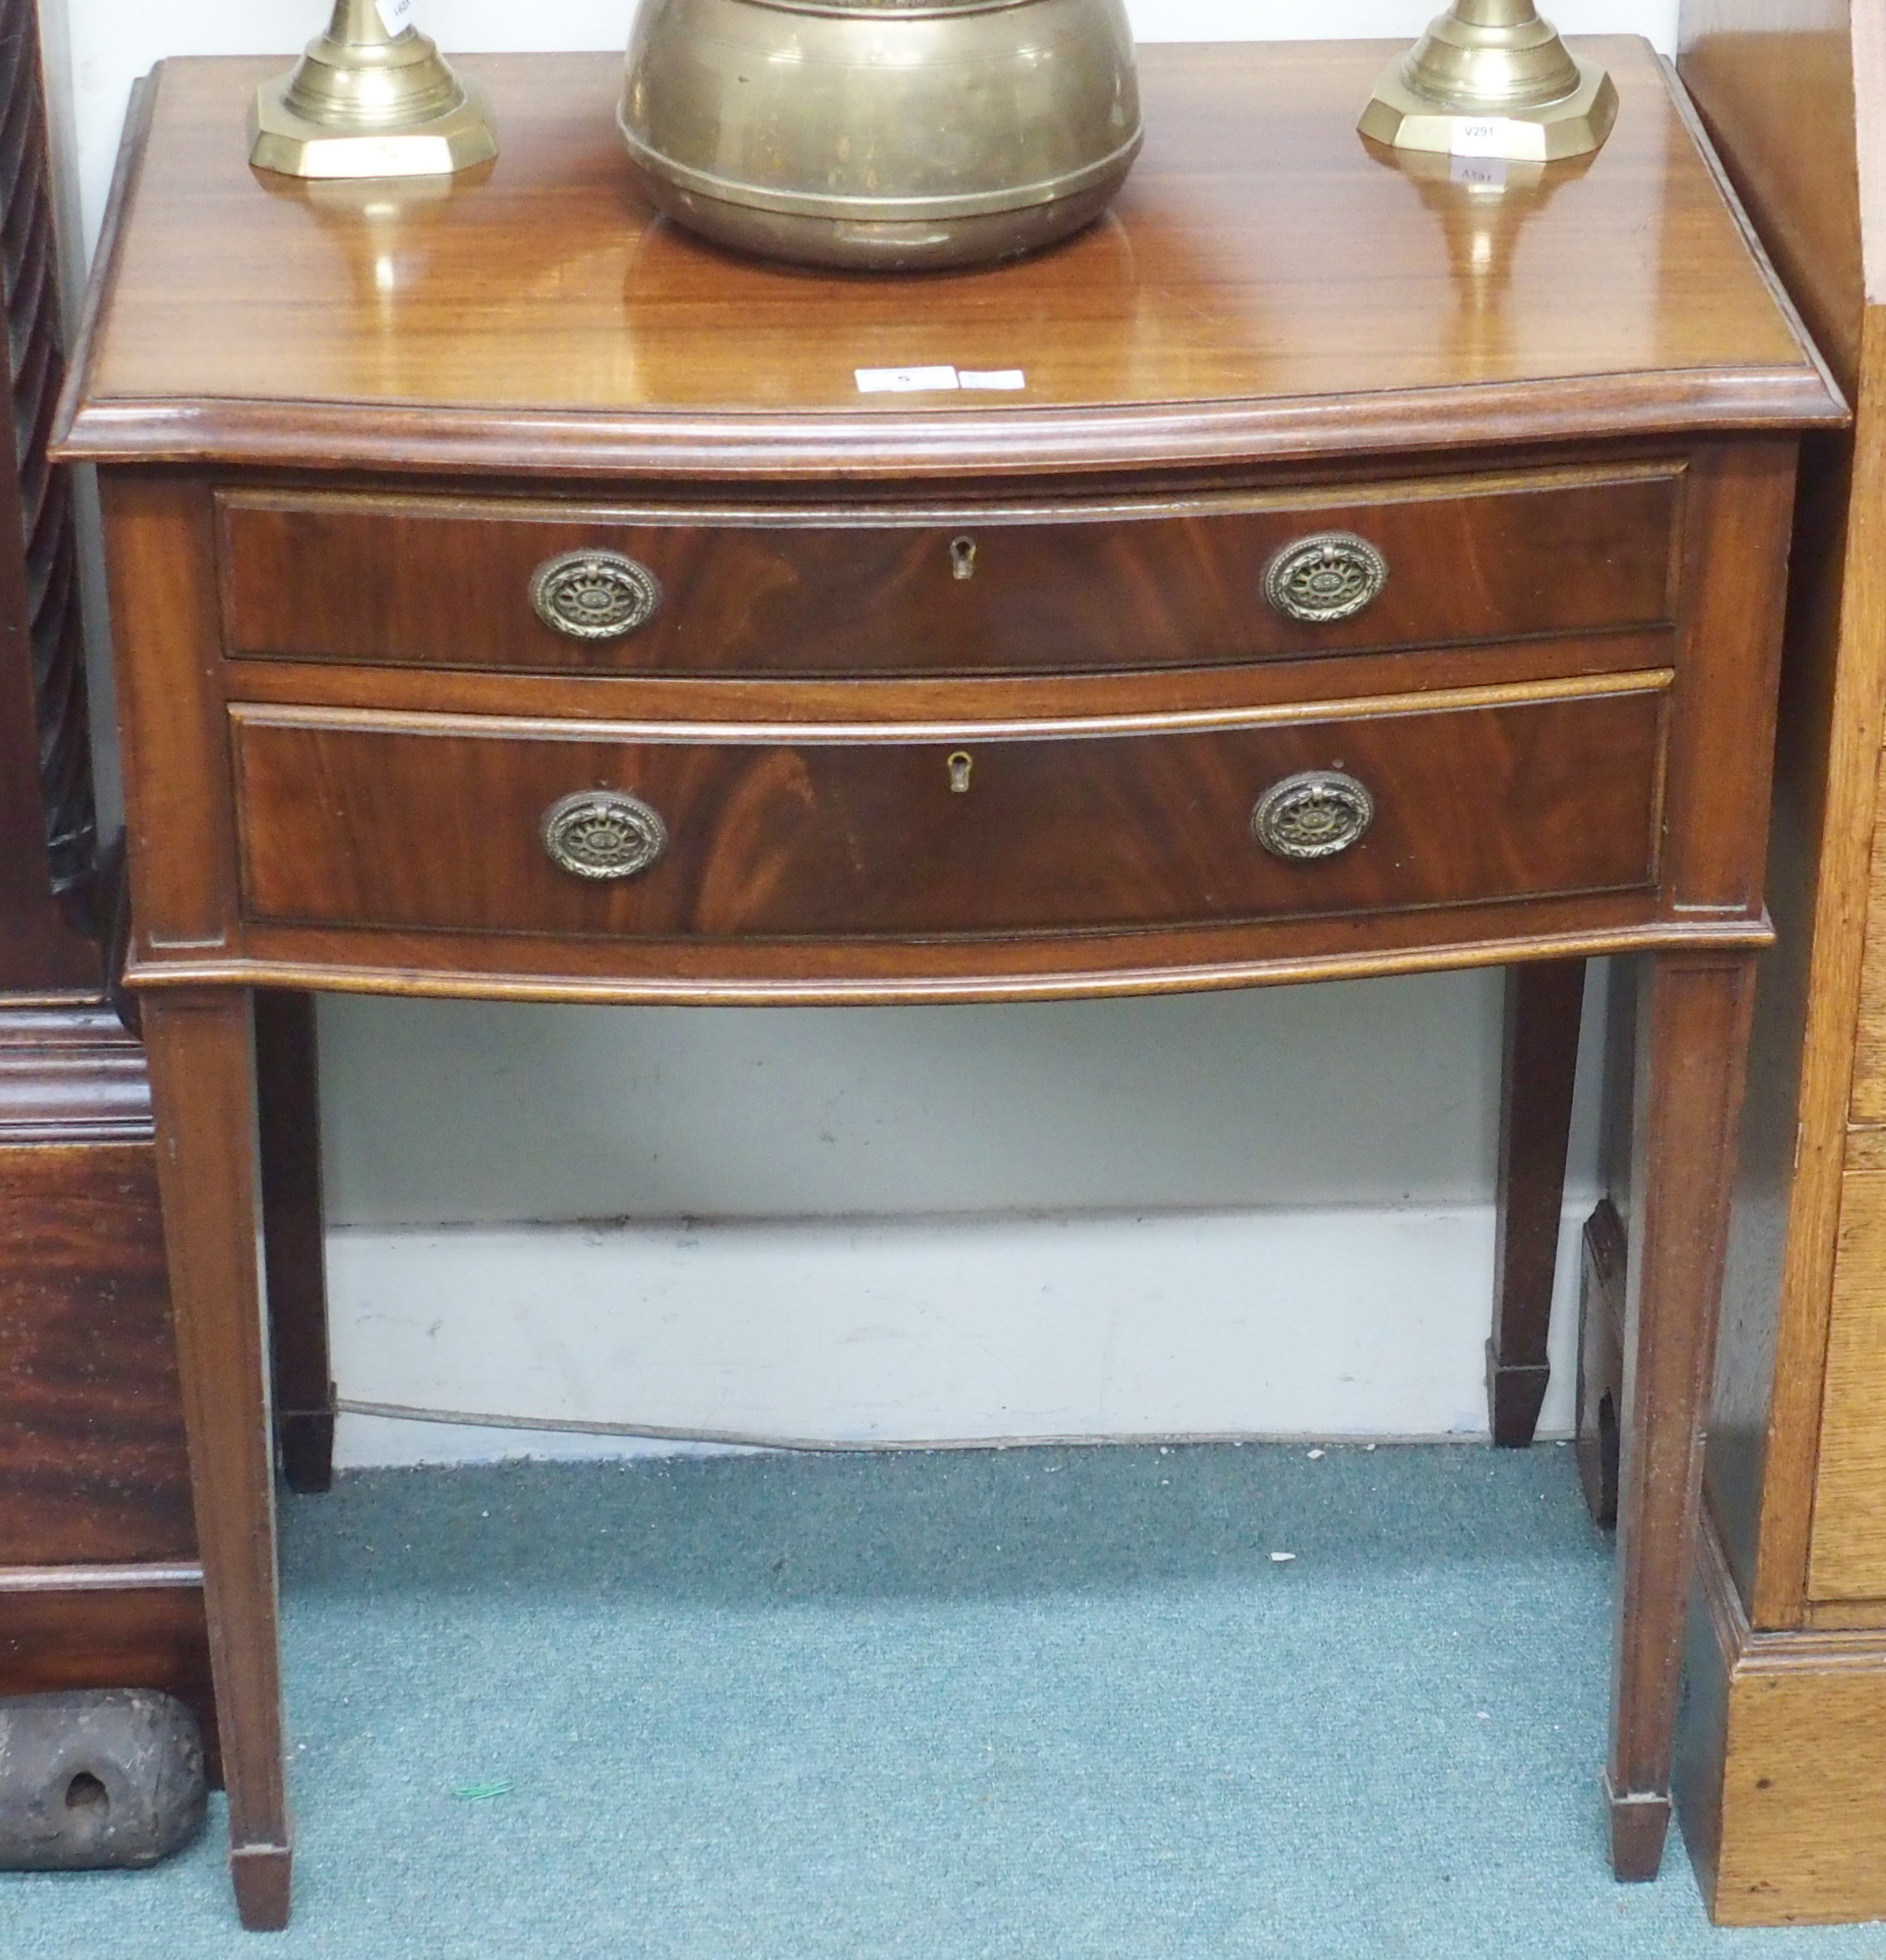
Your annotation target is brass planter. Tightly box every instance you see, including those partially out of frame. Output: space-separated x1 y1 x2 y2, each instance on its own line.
618 0 1142 272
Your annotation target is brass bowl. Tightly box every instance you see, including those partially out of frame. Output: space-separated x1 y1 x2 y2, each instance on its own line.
618 0 1142 272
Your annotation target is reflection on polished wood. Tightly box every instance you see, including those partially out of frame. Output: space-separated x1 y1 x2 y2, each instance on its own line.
60 41 1836 478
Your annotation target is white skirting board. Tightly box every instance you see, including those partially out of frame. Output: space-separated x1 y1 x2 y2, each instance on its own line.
328 1196 1594 1467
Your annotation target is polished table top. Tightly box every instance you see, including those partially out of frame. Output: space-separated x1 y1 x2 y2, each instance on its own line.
59 40 1837 480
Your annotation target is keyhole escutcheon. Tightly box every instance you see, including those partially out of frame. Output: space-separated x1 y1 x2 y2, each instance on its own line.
948 751 974 793
950 536 977 581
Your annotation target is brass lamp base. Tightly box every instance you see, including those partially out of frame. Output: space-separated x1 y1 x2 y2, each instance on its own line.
1359 0 1617 163
250 0 496 180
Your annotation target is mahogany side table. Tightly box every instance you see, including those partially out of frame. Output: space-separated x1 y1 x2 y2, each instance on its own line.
53 40 1840 1928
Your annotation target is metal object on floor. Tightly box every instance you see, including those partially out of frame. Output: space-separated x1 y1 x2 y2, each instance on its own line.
250 0 497 180
618 0 1142 270
0 1691 206 1870
1359 0 1617 162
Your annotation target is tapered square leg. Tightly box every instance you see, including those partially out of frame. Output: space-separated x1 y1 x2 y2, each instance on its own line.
143 989 293 1928
1488 958 1588 1445
1606 950 1756 1883
1606 1783 1675 1883
231 1842 294 1933
254 989 335 1495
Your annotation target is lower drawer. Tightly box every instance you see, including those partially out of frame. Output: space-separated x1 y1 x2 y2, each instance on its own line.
231 681 1667 941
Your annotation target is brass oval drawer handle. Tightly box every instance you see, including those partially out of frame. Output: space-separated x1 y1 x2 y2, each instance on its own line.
541 790 668 880
530 550 663 641
1252 770 1375 860
1262 532 1388 624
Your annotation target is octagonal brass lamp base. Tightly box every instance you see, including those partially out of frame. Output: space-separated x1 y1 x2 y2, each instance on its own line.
1359 0 1617 163
250 0 497 180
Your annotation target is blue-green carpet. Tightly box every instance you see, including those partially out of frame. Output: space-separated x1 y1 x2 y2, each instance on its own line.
7 1443 1885 1958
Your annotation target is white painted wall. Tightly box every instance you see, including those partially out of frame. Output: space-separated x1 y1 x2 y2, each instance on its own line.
39 0 1675 1462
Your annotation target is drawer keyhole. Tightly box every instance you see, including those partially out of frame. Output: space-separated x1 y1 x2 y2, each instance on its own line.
950 536 977 581
948 750 974 793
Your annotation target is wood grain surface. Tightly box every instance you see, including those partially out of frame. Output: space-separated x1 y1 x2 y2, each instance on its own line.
0 1583 215 1779
1844 745 1886 1119
0 1001 210 1759
0 1141 193 1566
1679 0 1886 1644
94 433 1800 1007
54 43 1839 480
1806 1153 1886 1597
1609 950 1759 1880
1488 958 1589 1445
1680 2 1871 382
1680 1510 1886 1926
229 685 1668 942
141 989 289 1930
216 467 1682 677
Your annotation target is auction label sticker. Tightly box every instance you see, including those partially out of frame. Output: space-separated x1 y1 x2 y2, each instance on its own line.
1449 153 1508 189
1449 118 1523 157
855 366 961 393
376 0 415 35
854 365 1028 394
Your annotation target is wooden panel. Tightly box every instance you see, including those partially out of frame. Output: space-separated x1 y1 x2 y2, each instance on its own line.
53 44 1837 479
1808 1150 1886 1597
230 683 1667 944
0 1141 195 1566
0 1583 215 1775
1804 1596 1886 1627
98 472 241 954
1677 0 1886 1624
1657 439 1800 915
216 469 1684 678
1680 2 1867 391
1844 745 1886 1119
1680 1511 1886 1926
177 893 1729 1006
1704 416 1875 1623
215 624 1680 727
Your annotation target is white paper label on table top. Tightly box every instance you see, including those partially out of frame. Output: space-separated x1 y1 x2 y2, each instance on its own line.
855 366 961 393
854 366 1027 394
376 0 416 36
1449 119 1523 158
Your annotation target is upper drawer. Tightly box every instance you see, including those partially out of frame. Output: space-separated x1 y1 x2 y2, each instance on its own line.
215 467 1684 680
230 676 1667 943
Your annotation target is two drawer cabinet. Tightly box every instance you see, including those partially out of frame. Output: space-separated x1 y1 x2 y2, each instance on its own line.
54 41 1840 1927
